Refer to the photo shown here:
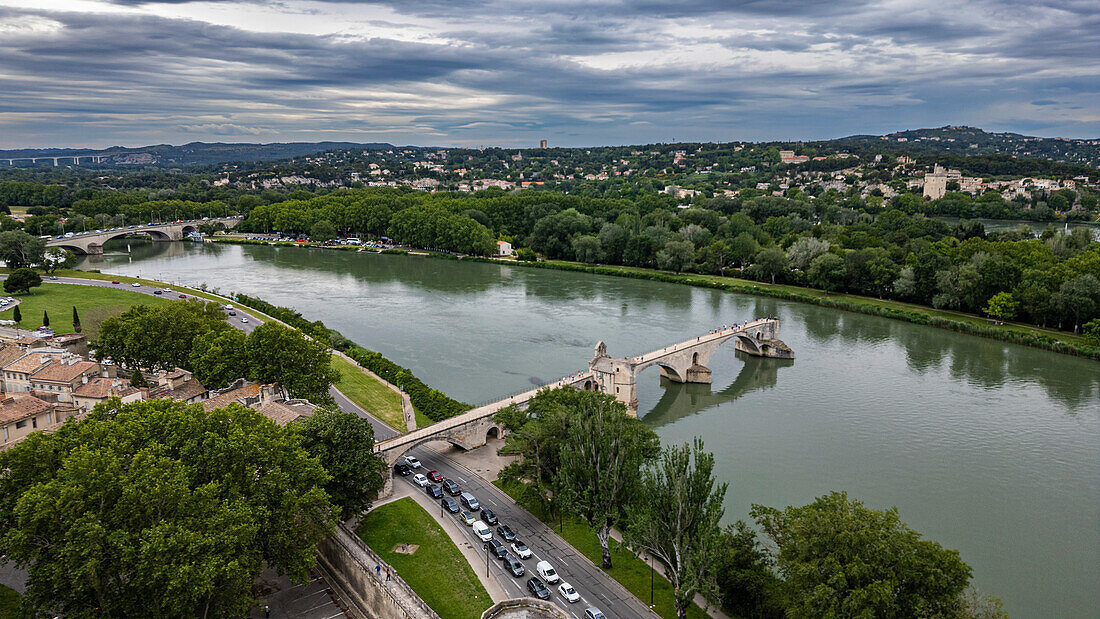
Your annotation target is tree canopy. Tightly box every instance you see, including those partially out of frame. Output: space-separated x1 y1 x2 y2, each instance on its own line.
0 398 336 618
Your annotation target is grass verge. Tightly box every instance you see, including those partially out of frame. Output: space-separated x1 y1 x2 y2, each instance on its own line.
0 584 23 618
493 479 711 619
331 354 405 431
3 282 167 337
357 497 491 619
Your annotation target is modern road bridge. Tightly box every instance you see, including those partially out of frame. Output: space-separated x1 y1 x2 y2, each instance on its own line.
46 218 240 254
374 318 792 495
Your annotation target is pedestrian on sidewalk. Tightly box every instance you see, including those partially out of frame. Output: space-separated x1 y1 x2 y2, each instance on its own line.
376 564 381 578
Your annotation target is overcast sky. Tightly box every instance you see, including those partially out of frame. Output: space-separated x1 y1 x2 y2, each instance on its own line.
2 0 1097 148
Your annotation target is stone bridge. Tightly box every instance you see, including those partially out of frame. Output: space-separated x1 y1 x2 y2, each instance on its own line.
46 217 240 254
374 318 791 496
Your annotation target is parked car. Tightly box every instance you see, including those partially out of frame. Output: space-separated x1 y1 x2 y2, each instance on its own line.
502 554 525 577
404 456 422 469
473 521 492 542
510 541 532 559
111 280 120 284
496 525 516 543
178 294 187 299
228 311 237 316
153 290 162 295
526 577 550 600
240 317 248 323
535 560 559 584
459 511 476 526
442 479 461 495
558 582 580 603
487 538 506 559
480 508 498 526
583 607 605 619
460 492 479 511
441 497 460 513
394 462 411 476
413 473 429 486
425 484 443 499
131 282 141 287
427 470 443 483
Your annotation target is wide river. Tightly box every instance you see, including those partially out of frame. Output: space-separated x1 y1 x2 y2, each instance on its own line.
78 241 1099 618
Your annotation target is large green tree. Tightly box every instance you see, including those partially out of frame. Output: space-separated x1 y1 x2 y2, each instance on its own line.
296 408 386 520
95 300 229 372
626 439 727 619
3 268 42 295
495 388 575 509
0 230 46 269
245 322 338 405
558 392 659 569
0 398 335 618
189 327 249 389
752 491 972 618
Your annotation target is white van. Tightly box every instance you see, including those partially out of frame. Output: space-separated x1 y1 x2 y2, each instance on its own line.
473 521 493 542
536 560 559 584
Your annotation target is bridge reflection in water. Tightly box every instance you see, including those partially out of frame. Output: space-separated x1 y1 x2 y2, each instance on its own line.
640 350 794 428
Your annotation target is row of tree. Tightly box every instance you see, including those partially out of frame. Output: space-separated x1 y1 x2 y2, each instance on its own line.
94 300 338 404
495 389 984 619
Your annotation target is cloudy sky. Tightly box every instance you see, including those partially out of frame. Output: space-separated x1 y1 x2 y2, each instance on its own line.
1 0 1097 148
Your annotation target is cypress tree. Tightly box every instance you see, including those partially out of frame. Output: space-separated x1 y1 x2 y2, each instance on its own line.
130 370 148 388
43 310 49 328
13 304 20 323
72 306 82 333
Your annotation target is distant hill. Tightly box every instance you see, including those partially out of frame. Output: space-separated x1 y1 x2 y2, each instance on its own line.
821 126 1100 167
0 141 394 167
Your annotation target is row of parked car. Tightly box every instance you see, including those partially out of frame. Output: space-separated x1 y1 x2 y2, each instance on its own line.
396 456 605 618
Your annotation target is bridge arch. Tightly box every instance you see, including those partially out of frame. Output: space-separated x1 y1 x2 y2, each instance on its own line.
486 425 500 440
104 229 173 243
51 244 91 256
381 433 477 465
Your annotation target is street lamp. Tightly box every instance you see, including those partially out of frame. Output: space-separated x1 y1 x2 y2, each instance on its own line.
483 542 489 576
649 553 654 607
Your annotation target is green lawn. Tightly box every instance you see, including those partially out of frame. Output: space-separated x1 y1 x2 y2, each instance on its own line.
0 584 24 618
3 282 167 337
414 408 434 429
331 354 405 431
356 497 491 619
493 479 712 619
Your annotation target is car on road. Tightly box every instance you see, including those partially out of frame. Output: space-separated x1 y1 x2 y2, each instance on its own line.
154 290 162 295
427 470 443 483
496 525 516 543
228 311 237 316
487 538 506 559
131 283 141 287
583 607 605 619
459 511 476 526
558 582 580 603
459 492 479 511
536 560 559 584
502 554 525 577
413 473 429 486
442 479 461 495
510 541 532 559
526 577 550 600
394 462 411 476
473 521 492 542
425 484 443 499
404 456 422 469
240 317 248 323
441 497 460 513
178 294 187 298
111 280 120 284
480 508 498 526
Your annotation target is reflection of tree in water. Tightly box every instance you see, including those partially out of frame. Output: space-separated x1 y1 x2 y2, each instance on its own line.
641 351 794 428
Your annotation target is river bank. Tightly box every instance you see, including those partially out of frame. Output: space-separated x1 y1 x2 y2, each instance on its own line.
211 236 1099 361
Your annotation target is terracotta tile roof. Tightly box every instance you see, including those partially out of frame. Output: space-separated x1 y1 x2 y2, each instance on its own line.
0 394 53 425
30 361 98 384
73 377 139 399
255 400 315 426
4 352 56 374
0 345 25 369
202 382 261 411
149 378 208 402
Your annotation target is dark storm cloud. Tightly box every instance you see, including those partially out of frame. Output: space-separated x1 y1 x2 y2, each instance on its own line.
0 0 1096 147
